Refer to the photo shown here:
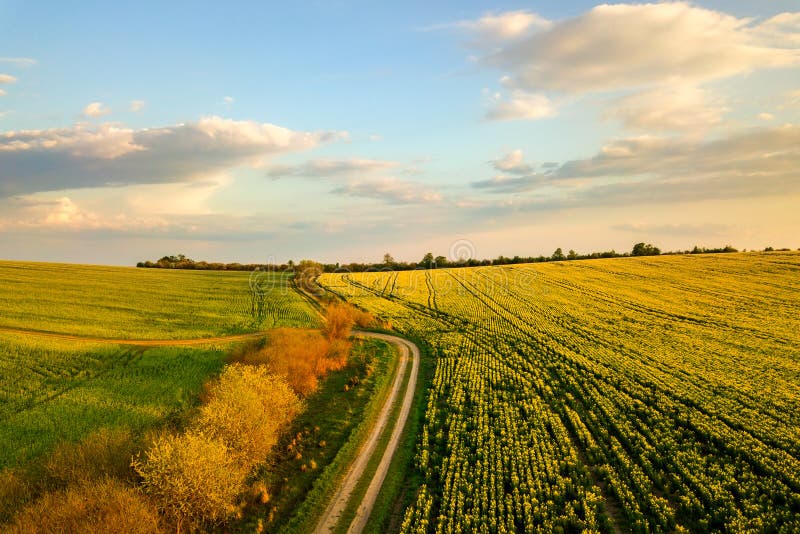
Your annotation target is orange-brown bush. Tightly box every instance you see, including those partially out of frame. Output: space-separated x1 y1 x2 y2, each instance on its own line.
194 364 302 471
352 307 376 328
228 328 349 396
45 427 138 487
131 431 246 531
322 302 355 341
7 477 162 534
326 339 352 368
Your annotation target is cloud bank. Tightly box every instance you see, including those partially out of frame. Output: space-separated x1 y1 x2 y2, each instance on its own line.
448 3 800 122
475 125 800 209
0 117 345 198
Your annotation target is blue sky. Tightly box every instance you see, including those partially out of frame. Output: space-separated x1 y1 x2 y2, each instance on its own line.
1 1 799 265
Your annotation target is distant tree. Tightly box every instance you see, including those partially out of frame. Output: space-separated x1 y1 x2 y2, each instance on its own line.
434 255 447 268
551 248 565 261
567 249 578 260
295 260 324 295
383 253 395 267
420 252 435 269
632 242 661 256
764 246 774 252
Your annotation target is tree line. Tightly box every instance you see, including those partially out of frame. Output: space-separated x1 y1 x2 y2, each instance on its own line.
136 242 762 273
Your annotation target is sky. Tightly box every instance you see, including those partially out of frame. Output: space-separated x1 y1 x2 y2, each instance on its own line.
1 1 799 265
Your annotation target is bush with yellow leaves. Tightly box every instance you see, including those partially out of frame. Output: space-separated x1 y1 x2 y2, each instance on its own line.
194 364 303 471
131 431 246 531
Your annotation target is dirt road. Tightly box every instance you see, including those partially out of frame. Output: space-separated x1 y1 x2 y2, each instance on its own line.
314 332 420 534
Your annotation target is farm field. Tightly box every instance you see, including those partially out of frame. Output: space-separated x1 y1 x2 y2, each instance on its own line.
0 261 320 470
0 333 224 469
319 252 800 532
0 261 317 339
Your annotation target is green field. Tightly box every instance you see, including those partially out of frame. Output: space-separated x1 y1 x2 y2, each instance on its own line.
0 261 319 469
0 261 317 339
319 252 800 532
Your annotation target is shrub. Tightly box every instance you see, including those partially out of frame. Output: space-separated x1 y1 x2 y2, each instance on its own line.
45 427 138 487
194 364 302 471
131 431 246 531
352 307 376 328
7 477 162 534
326 339 352 369
323 302 355 341
229 328 349 396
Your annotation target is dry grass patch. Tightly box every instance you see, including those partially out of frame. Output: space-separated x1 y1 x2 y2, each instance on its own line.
6 477 162 534
44 427 138 487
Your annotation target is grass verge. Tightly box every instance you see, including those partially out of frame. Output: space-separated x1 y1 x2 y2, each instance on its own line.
361 335 434 534
329 335 416 533
233 337 398 533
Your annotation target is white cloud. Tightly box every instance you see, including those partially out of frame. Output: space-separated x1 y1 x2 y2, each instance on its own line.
332 177 441 204
83 102 111 118
267 158 400 178
126 175 233 216
490 149 532 174
611 222 731 237
0 195 173 232
0 57 37 67
0 89 5 97
754 12 800 47
223 96 235 105
129 100 146 112
553 126 800 185
472 173 543 193
0 123 144 159
0 116 346 198
758 112 775 121
42 197 98 226
486 90 557 121
429 10 551 45
472 125 800 204
607 85 728 132
0 74 17 84
485 3 800 94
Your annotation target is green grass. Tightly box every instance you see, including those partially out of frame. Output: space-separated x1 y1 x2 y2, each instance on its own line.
234 338 398 533
0 261 320 471
331 338 415 534
363 336 435 534
0 260 318 339
0 334 226 469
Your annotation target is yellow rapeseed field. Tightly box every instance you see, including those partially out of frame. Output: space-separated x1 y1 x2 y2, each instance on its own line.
319 252 800 532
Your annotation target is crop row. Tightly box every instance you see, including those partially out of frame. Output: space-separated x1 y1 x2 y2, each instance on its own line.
319 252 800 532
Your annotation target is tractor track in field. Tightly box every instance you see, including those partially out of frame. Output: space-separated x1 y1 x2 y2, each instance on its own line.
0 325 268 346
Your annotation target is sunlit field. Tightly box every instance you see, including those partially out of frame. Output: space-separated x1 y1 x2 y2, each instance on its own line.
320 252 800 532
0 262 320 469
0 261 318 339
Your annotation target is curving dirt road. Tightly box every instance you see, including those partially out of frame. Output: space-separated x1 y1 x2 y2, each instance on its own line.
314 332 420 534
